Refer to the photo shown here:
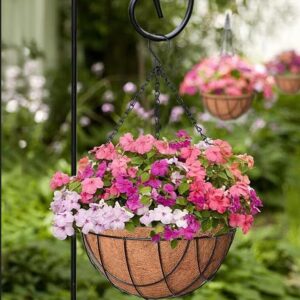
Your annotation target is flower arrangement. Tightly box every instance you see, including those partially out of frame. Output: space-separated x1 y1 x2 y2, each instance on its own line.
266 50 300 75
50 130 262 243
180 56 273 100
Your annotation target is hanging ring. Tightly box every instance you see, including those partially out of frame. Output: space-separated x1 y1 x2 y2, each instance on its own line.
129 0 194 42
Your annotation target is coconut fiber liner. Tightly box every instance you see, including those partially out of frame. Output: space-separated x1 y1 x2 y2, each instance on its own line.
202 93 253 120
275 75 300 94
82 227 235 299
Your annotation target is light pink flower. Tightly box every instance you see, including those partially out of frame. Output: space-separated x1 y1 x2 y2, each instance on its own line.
95 143 117 160
207 188 230 214
134 134 155 154
229 213 254 234
228 182 250 199
110 155 131 177
82 177 103 195
50 172 70 190
155 140 177 155
205 139 232 164
120 133 135 152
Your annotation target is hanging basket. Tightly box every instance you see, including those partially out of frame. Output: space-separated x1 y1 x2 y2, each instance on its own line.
274 75 300 94
202 93 253 121
83 227 235 299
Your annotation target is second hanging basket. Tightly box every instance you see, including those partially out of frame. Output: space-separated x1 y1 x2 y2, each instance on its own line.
202 93 253 120
274 74 300 94
83 228 235 299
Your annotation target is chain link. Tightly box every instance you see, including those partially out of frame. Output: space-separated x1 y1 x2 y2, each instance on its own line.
153 65 161 138
106 68 155 143
107 45 211 144
159 66 210 143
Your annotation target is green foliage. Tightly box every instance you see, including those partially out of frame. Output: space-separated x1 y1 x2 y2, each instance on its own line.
2 0 300 299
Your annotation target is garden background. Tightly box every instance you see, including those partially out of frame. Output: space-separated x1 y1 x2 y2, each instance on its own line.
2 0 300 299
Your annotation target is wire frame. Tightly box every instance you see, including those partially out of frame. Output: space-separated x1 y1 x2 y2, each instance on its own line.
82 227 235 299
202 93 253 121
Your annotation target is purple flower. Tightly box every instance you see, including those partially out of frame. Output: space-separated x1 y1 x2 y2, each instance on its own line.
163 226 180 241
115 177 133 193
151 160 169 177
123 82 137 94
102 103 114 113
176 130 190 139
179 215 200 240
169 140 190 150
230 195 242 213
52 222 74 240
250 189 263 215
96 161 107 178
145 179 161 189
77 164 94 180
156 195 176 207
170 106 184 123
151 234 161 243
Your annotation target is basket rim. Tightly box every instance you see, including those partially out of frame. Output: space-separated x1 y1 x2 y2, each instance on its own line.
275 74 300 79
82 227 236 241
201 92 253 100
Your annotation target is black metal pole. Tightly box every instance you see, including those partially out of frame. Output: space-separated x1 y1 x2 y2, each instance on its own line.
71 0 77 299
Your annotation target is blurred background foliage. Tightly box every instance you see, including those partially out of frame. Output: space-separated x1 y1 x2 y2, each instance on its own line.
2 0 300 299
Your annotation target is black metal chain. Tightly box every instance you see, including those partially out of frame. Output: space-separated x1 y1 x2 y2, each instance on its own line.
153 64 161 138
107 41 210 144
159 66 210 143
106 68 155 143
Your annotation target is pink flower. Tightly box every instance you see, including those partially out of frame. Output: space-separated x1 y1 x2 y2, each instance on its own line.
134 134 155 154
155 140 177 155
229 214 254 234
163 226 180 241
78 156 90 172
237 154 254 168
228 182 250 199
186 160 206 181
80 192 94 204
50 172 70 190
82 177 103 195
110 155 131 177
151 159 169 177
207 188 230 214
128 167 138 178
95 143 117 160
180 146 200 161
120 133 135 152
205 139 232 164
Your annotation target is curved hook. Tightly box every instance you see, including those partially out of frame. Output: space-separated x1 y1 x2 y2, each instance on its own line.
129 0 194 42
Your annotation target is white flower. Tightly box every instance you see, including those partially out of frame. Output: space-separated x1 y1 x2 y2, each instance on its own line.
153 205 173 225
172 209 188 228
171 171 184 185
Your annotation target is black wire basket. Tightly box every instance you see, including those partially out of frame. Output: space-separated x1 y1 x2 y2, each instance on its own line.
202 93 253 121
82 227 235 299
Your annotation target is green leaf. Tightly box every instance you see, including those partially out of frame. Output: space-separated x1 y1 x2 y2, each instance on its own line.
171 239 179 249
231 69 241 78
139 186 151 195
147 150 156 159
131 157 144 165
125 222 135 232
141 195 151 206
176 197 188 205
201 218 212 232
141 172 150 182
178 182 189 195
155 224 164 234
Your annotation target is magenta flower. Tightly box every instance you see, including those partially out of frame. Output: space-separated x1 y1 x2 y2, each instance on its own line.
151 159 169 177
115 177 133 194
96 161 107 178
